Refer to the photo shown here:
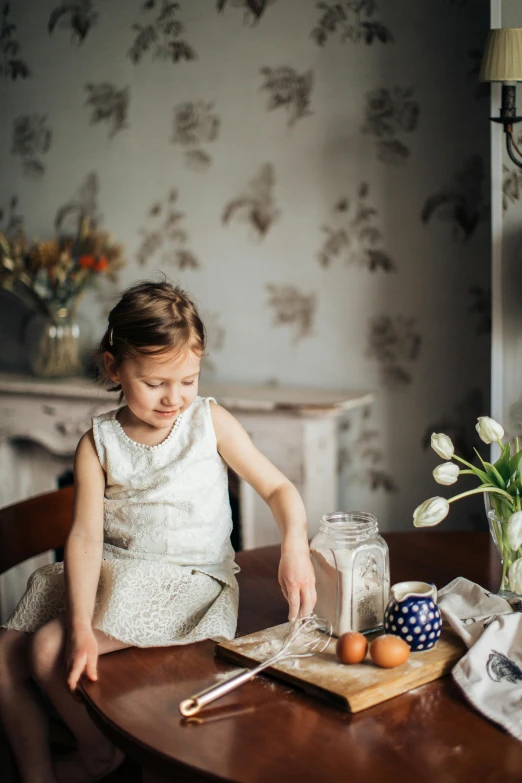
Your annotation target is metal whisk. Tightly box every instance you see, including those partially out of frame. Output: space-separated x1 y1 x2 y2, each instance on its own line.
179 615 332 717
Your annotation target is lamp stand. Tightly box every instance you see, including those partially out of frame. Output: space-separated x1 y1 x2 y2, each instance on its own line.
492 84 522 168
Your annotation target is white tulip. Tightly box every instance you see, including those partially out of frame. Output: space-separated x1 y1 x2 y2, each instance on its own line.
413 497 450 527
509 558 522 594
431 433 454 460
433 463 460 486
475 416 504 445
507 512 522 551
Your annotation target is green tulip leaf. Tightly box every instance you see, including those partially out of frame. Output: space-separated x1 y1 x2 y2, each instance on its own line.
508 450 522 480
474 448 497 483
494 443 513 483
484 461 507 489
470 466 494 485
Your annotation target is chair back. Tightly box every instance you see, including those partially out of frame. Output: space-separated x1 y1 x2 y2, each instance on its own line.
0 486 74 575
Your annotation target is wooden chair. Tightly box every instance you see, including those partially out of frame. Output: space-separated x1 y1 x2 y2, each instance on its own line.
0 485 74 577
0 486 74 780
0 486 140 782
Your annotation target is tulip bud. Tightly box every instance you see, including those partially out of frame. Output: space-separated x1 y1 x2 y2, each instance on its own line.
431 433 454 460
509 558 522 594
433 462 459 486
507 512 522 551
413 497 450 527
475 416 504 445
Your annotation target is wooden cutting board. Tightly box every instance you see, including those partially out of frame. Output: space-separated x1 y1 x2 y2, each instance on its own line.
215 623 467 713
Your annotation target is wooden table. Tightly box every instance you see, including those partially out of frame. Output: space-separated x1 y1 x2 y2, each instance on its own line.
82 532 522 783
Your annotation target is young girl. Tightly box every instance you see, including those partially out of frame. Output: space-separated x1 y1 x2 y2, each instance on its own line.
0 280 316 783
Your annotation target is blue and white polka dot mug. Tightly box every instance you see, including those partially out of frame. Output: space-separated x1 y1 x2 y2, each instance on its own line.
383 581 442 652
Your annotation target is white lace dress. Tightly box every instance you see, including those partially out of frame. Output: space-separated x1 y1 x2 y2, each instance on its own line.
2 397 239 646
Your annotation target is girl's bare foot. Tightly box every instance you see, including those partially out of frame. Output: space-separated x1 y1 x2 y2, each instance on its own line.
53 745 124 783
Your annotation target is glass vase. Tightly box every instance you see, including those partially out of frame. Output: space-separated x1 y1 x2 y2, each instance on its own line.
25 306 83 378
485 493 522 599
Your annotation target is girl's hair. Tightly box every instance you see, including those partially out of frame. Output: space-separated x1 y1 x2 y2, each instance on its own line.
95 280 206 390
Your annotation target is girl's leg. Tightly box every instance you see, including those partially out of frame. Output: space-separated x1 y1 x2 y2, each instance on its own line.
30 616 129 783
0 628 57 783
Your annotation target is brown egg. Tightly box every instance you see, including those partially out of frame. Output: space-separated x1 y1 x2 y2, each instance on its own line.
370 634 410 668
336 632 368 664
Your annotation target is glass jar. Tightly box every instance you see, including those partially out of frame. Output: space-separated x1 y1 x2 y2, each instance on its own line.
310 512 390 636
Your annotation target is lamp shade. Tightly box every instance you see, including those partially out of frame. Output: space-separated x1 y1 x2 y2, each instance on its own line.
480 28 522 82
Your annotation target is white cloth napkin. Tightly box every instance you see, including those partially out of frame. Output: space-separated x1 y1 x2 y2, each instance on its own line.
438 577 522 742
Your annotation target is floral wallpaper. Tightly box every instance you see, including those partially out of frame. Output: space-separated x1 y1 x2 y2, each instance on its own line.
0 2 30 78
311 1 394 46
222 163 279 239
84 83 130 138
0 0 491 531
136 188 200 270
11 114 53 179
361 86 419 164
317 183 395 272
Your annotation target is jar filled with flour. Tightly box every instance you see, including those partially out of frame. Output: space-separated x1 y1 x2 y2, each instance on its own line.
310 512 390 636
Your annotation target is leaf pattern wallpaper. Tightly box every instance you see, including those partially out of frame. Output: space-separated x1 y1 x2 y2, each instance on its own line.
338 408 397 494
172 101 220 169
421 155 487 241
0 196 24 236
0 2 30 79
361 86 419 164
201 311 226 373
366 315 421 390
11 115 53 179
502 165 522 212
84 83 130 138
222 163 279 238
266 284 316 342
317 183 394 272
54 172 102 233
128 1 197 64
48 1 99 45
217 0 276 26
0 0 491 531
259 67 314 127
311 1 393 47
136 189 199 270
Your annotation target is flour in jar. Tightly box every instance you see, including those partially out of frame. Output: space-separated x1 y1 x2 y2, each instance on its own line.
312 547 387 636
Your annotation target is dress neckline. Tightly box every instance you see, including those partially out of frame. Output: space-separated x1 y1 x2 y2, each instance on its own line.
112 408 184 451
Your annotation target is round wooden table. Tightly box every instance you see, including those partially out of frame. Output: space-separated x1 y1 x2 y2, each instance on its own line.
82 532 522 783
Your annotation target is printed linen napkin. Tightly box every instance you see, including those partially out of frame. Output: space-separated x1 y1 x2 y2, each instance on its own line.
438 576 522 742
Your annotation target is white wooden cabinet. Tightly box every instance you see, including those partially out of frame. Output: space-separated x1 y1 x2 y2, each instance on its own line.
0 372 372 620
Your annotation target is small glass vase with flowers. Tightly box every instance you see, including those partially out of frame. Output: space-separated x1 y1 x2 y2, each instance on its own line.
0 216 125 377
414 416 522 599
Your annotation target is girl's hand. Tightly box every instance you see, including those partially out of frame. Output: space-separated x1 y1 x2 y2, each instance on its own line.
278 550 317 621
66 625 98 693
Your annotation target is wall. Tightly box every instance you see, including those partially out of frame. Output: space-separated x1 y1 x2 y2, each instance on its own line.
0 0 491 530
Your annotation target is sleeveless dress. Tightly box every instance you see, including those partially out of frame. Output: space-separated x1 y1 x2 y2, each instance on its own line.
2 397 239 646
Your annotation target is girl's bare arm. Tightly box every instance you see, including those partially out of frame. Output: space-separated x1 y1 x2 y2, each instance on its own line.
210 402 316 619
64 429 105 688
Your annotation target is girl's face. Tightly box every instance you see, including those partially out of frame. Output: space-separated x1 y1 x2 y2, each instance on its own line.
105 347 201 431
